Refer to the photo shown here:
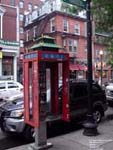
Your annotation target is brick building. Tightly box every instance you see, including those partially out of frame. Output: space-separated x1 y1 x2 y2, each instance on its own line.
24 0 110 82
0 0 43 81
0 4 19 81
0 0 43 54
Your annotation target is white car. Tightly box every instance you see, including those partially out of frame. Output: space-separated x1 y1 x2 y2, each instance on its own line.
0 80 23 100
105 83 113 103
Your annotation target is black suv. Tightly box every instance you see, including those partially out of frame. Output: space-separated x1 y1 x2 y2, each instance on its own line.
62 80 107 123
0 80 107 140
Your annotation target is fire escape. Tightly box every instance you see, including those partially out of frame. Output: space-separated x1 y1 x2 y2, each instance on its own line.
35 14 50 38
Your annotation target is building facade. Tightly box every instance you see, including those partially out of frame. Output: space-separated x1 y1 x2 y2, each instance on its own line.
24 0 110 83
0 0 43 54
0 0 43 82
0 4 19 81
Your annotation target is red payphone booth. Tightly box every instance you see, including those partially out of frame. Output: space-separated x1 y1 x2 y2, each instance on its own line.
23 35 70 149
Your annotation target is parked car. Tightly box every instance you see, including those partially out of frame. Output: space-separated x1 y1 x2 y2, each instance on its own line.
0 80 23 100
0 80 107 140
105 82 113 104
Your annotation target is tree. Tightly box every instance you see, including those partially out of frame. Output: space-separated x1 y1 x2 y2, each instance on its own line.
92 0 113 33
92 0 113 67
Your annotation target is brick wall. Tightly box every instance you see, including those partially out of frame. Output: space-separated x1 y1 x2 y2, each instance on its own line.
2 5 17 41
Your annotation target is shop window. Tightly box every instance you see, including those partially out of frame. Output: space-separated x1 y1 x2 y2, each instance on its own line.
2 57 13 76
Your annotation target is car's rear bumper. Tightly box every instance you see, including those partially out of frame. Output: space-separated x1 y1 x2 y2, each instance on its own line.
4 118 25 133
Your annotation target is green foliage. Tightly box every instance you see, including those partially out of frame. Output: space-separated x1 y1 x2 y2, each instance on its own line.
92 0 113 39
92 0 113 67
92 0 113 33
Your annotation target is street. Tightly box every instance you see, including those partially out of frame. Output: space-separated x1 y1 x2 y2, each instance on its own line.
0 106 113 150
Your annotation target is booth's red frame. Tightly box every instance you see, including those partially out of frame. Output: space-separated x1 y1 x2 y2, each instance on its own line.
23 50 70 127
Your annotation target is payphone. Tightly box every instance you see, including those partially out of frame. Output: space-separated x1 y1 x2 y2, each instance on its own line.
23 35 70 149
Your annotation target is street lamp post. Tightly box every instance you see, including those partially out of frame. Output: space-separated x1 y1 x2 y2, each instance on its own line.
83 0 98 136
100 50 103 87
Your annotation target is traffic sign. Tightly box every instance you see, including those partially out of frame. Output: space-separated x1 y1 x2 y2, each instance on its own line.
63 0 86 9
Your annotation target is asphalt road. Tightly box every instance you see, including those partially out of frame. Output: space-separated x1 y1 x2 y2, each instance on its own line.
0 106 113 150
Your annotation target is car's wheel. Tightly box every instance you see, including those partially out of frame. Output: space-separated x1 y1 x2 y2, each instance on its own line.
23 125 35 141
93 109 102 123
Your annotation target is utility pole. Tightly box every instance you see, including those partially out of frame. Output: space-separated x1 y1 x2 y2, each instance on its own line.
83 0 98 136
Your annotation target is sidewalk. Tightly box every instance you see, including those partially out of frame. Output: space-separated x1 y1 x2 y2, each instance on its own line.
8 115 113 150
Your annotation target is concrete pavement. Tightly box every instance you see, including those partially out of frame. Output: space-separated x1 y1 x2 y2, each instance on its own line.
8 109 113 150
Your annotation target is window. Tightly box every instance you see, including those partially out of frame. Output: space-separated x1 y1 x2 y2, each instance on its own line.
33 26 37 38
26 30 30 41
20 14 24 21
63 39 67 47
20 40 24 47
84 43 87 52
10 0 15 6
68 39 73 52
8 82 18 88
74 23 80 35
68 39 78 52
19 1 24 9
2 57 13 75
0 83 5 89
73 40 78 52
20 27 24 33
50 2 54 12
50 18 55 32
28 3 32 11
63 20 68 32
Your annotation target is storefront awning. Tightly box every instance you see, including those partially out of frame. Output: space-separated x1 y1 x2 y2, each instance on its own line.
70 64 87 71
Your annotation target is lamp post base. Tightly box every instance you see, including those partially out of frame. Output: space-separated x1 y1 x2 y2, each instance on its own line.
83 115 99 136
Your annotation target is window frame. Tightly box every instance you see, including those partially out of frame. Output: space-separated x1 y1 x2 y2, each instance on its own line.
19 1 24 9
50 18 55 32
20 40 24 48
19 14 24 21
63 19 69 32
74 23 80 35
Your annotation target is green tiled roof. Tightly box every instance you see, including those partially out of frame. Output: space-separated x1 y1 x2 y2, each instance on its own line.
30 42 61 50
29 35 62 50
36 35 55 42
